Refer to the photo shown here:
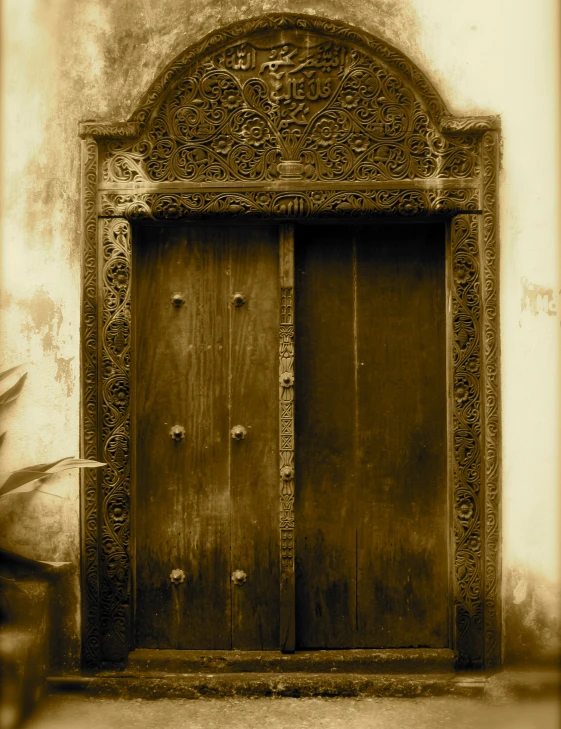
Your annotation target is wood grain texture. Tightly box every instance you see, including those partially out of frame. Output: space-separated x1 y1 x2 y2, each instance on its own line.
295 227 357 648
355 223 448 648
134 224 279 649
294 222 448 648
229 226 280 649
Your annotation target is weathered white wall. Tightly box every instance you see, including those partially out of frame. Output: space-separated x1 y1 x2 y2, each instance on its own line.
1 0 558 667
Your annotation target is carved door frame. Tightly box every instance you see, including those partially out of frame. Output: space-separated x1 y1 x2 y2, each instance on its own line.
79 13 501 670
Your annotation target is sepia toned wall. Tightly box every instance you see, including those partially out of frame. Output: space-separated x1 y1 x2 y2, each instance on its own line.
0 0 558 669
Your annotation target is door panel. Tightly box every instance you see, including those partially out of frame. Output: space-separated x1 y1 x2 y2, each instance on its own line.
354 225 448 647
134 224 279 649
295 223 448 648
134 220 449 652
229 230 280 649
293 231 357 649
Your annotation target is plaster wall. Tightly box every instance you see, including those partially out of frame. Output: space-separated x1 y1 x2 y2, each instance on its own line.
0 0 559 668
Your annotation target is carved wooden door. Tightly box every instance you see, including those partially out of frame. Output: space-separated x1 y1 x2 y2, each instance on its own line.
133 219 449 651
134 223 280 649
294 221 450 648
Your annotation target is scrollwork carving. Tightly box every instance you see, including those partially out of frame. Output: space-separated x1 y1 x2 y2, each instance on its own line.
100 188 479 220
440 116 500 133
482 131 501 669
99 218 132 664
81 136 101 669
100 28 479 185
452 214 483 669
79 122 139 139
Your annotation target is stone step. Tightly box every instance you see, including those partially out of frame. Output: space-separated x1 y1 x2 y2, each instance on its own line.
47 671 486 699
125 648 456 674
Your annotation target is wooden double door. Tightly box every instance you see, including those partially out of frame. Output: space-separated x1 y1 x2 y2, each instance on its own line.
134 221 449 651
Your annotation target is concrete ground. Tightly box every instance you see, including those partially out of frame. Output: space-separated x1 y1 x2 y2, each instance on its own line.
22 694 560 729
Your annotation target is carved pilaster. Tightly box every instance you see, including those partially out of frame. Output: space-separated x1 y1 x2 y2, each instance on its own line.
279 224 295 652
99 218 132 664
482 131 501 668
81 136 101 669
451 214 484 668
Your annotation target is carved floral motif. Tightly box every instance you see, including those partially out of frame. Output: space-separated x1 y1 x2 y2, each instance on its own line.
99 218 132 663
280 287 295 580
482 131 501 669
452 214 483 668
100 32 479 185
100 188 479 220
81 137 101 669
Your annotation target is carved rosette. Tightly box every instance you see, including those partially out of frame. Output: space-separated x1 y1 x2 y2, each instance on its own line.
100 218 132 663
280 288 295 579
452 214 483 668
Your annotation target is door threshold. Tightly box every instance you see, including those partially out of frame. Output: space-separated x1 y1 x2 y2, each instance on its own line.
47 671 488 699
124 648 456 674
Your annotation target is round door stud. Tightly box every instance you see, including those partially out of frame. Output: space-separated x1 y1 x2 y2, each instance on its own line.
280 372 294 388
281 465 295 481
171 292 185 307
231 570 247 585
170 424 185 441
170 568 186 584
231 425 247 441
231 292 246 307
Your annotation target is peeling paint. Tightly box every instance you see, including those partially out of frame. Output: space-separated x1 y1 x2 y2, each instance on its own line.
20 287 59 333
55 355 75 397
520 277 558 317
18 287 64 356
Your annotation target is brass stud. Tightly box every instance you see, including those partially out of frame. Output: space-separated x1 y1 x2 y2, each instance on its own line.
171 292 185 307
170 569 185 584
170 425 185 441
231 292 246 307
231 570 247 585
231 425 247 441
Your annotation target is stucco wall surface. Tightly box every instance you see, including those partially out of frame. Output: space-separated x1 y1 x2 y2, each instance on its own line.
0 0 559 668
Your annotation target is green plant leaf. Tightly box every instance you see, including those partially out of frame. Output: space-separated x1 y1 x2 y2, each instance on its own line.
0 457 105 497
0 364 26 382
0 373 28 406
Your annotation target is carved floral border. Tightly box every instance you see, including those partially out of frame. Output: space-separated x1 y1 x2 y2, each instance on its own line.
80 14 500 670
100 188 479 220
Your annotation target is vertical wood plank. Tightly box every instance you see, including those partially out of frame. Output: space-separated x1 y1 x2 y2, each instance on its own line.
135 224 231 649
294 226 357 648
279 224 295 653
355 223 448 647
230 226 280 649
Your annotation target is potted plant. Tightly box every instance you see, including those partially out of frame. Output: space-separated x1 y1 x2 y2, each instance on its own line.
0 364 104 729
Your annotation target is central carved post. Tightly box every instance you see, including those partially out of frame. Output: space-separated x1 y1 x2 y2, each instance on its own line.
279 223 295 652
